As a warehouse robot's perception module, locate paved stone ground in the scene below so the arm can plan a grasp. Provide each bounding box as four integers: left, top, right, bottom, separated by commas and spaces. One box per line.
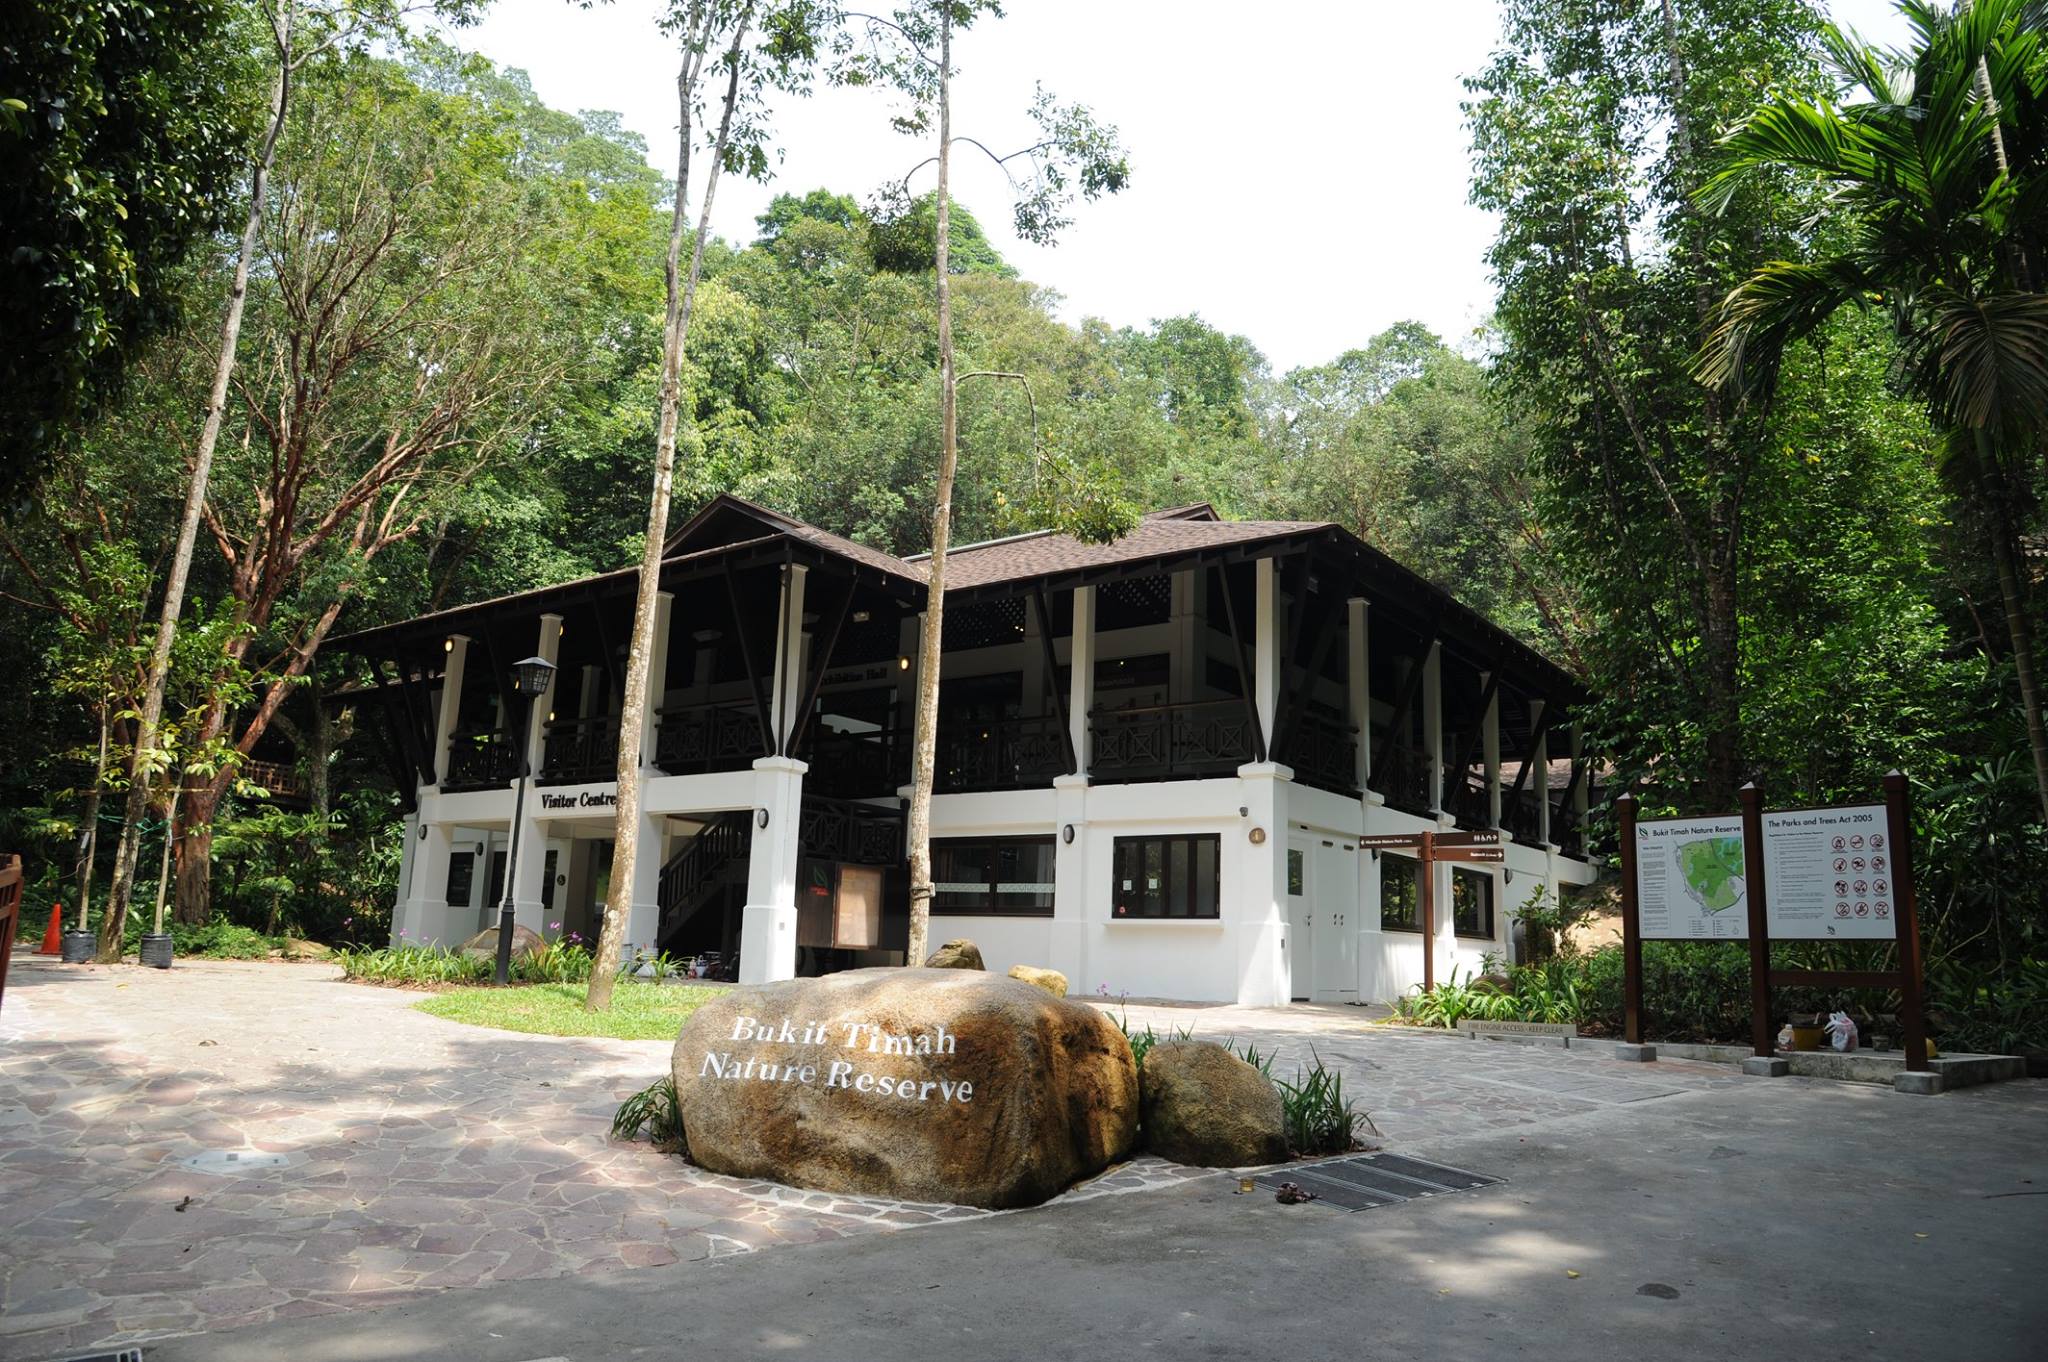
1096, 997, 1742, 1146
3, 956, 1736, 1361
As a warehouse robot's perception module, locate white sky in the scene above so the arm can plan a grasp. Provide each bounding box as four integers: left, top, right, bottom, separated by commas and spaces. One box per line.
435, 0, 1917, 374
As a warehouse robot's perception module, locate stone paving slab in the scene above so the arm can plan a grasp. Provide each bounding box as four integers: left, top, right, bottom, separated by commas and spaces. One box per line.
2, 957, 1736, 1360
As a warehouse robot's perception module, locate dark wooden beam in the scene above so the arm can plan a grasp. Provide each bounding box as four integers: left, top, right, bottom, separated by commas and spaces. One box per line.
1273, 555, 1346, 764
785, 577, 855, 756
1501, 698, 1558, 828
1031, 587, 1077, 774
370, 700, 419, 813
586, 588, 622, 700
374, 659, 433, 792
1369, 616, 1442, 796
1446, 661, 1504, 825
724, 561, 773, 755
1216, 561, 1265, 762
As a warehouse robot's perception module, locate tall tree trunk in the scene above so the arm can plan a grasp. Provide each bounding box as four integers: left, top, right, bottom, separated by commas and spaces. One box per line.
905, 9, 955, 970
173, 791, 216, 929
75, 707, 108, 935
587, 4, 753, 1011
1977, 436, 2048, 822
96, 10, 295, 961
308, 675, 331, 820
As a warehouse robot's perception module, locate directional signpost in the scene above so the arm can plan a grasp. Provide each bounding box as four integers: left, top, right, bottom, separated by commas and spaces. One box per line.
1355, 829, 1505, 989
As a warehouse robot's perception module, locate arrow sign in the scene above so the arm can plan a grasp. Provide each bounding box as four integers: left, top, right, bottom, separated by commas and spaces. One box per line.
1434, 830, 1503, 848
1434, 846, 1505, 864
1358, 833, 1429, 850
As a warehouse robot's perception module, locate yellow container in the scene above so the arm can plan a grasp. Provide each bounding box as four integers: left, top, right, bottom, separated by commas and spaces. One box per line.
1788, 1024, 1825, 1052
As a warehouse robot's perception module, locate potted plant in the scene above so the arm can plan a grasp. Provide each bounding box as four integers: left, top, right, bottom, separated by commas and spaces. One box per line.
138, 783, 180, 969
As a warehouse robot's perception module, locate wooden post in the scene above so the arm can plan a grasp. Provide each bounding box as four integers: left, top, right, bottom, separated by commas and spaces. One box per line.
1418, 829, 1436, 992
1885, 771, 1929, 1073
1739, 783, 1773, 1058
1616, 792, 1643, 1045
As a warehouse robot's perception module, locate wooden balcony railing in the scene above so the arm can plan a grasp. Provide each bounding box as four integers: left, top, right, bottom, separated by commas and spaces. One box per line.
540, 715, 619, 786
654, 703, 765, 777
1091, 700, 1254, 782
443, 728, 520, 791
1279, 711, 1360, 796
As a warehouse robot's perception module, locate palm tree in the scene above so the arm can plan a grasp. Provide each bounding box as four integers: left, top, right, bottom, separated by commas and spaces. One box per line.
1696, 0, 2048, 821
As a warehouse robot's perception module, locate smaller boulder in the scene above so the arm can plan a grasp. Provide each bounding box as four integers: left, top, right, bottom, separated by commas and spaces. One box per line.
1141, 1040, 1288, 1168
1007, 964, 1068, 997
460, 924, 545, 961
924, 938, 985, 970
1470, 972, 1513, 996
281, 939, 332, 960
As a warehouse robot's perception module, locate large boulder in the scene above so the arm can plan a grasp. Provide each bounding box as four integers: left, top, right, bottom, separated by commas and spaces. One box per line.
924, 938, 985, 970
1140, 1040, 1288, 1168
1007, 964, 1068, 997
458, 924, 544, 961
672, 968, 1137, 1209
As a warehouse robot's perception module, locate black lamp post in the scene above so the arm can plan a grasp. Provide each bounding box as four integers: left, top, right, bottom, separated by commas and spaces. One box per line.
495, 654, 557, 986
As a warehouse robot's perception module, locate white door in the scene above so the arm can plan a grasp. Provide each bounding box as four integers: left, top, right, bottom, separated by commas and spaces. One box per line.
1313, 841, 1358, 1001
1286, 839, 1314, 1001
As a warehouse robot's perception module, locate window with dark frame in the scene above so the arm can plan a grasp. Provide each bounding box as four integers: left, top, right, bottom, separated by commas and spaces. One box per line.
444, 852, 475, 907
1112, 834, 1220, 919
1452, 866, 1495, 938
1381, 853, 1421, 932
930, 837, 1056, 917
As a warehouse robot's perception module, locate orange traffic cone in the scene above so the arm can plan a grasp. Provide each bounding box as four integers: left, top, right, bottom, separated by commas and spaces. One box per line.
37, 903, 63, 954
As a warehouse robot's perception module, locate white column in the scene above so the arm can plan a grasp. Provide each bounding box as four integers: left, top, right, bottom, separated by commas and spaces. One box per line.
625, 812, 667, 962
1254, 558, 1280, 752
1049, 776, 1089, 986
640, 591, 674, 769
1483, 674, 1501, 828
1571, 722, 1589, 829
1234, 765, 1290, 1006
512, 614, 563, 934
739, 756, 807, 982
394, 815, 442, 945
1069, 586, 1095, 775
523, 614, 564, 776
768, 565, 808, 754
1423, 642, 1444, 816
432, 635, 470, 788
1346, 599, 1369, 796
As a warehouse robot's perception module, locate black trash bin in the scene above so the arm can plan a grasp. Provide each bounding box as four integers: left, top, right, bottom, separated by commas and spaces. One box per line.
140, 933, 175, 969
59, 929, 96, 963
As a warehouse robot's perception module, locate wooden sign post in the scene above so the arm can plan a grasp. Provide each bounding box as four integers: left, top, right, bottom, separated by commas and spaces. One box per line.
1357, 829, 1504, 992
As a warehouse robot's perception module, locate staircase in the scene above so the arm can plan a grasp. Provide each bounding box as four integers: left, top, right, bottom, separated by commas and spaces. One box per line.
655, 812, 751, 958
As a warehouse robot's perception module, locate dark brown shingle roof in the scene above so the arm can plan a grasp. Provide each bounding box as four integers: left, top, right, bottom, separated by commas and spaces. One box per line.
917, 515, 1327, 592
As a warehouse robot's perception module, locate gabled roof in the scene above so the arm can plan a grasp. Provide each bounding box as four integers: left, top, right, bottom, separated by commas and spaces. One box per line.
664, 494, 925, 588
929, 514, 1326, 592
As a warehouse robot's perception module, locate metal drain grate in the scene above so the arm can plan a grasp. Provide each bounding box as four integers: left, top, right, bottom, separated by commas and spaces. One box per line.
1250, 1152, 1503, 1212
58, 1349, 145, 1362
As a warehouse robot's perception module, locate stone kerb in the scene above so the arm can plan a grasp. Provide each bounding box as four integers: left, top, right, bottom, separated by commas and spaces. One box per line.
672, 968, 1138, 1210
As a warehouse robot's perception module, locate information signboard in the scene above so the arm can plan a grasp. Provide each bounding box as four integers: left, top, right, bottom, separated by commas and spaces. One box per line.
1760, 804, 1894, 939
1632, 815, 1749, 940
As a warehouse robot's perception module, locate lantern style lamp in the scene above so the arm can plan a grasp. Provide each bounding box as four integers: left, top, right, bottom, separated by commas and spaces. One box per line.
494, 655, 558, 985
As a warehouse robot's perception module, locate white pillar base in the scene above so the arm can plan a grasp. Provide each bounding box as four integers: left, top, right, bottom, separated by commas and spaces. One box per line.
738, 904, 798, 983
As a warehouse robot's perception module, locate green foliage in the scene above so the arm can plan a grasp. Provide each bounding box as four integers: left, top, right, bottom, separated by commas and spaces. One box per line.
0, 0, 251, 495
1928, 958, 2048, 1056
414, 979, 720, 1040
1273, 1047, 1366, 1156
613, 1075, 687, 1154
118, 916, 283, 959
337, 939, 604, 986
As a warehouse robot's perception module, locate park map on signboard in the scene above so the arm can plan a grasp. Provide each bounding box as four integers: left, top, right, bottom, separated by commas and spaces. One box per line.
1633, 815, 1749, 940
1760, 804, 1896, 940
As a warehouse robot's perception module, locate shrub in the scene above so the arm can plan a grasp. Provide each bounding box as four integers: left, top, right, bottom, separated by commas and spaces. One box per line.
1275, 1046, 1368, 1155
612, 1076, 686, 1155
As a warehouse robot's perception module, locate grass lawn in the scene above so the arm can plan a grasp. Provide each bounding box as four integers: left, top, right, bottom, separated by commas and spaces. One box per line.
413, 980, 725, 1040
